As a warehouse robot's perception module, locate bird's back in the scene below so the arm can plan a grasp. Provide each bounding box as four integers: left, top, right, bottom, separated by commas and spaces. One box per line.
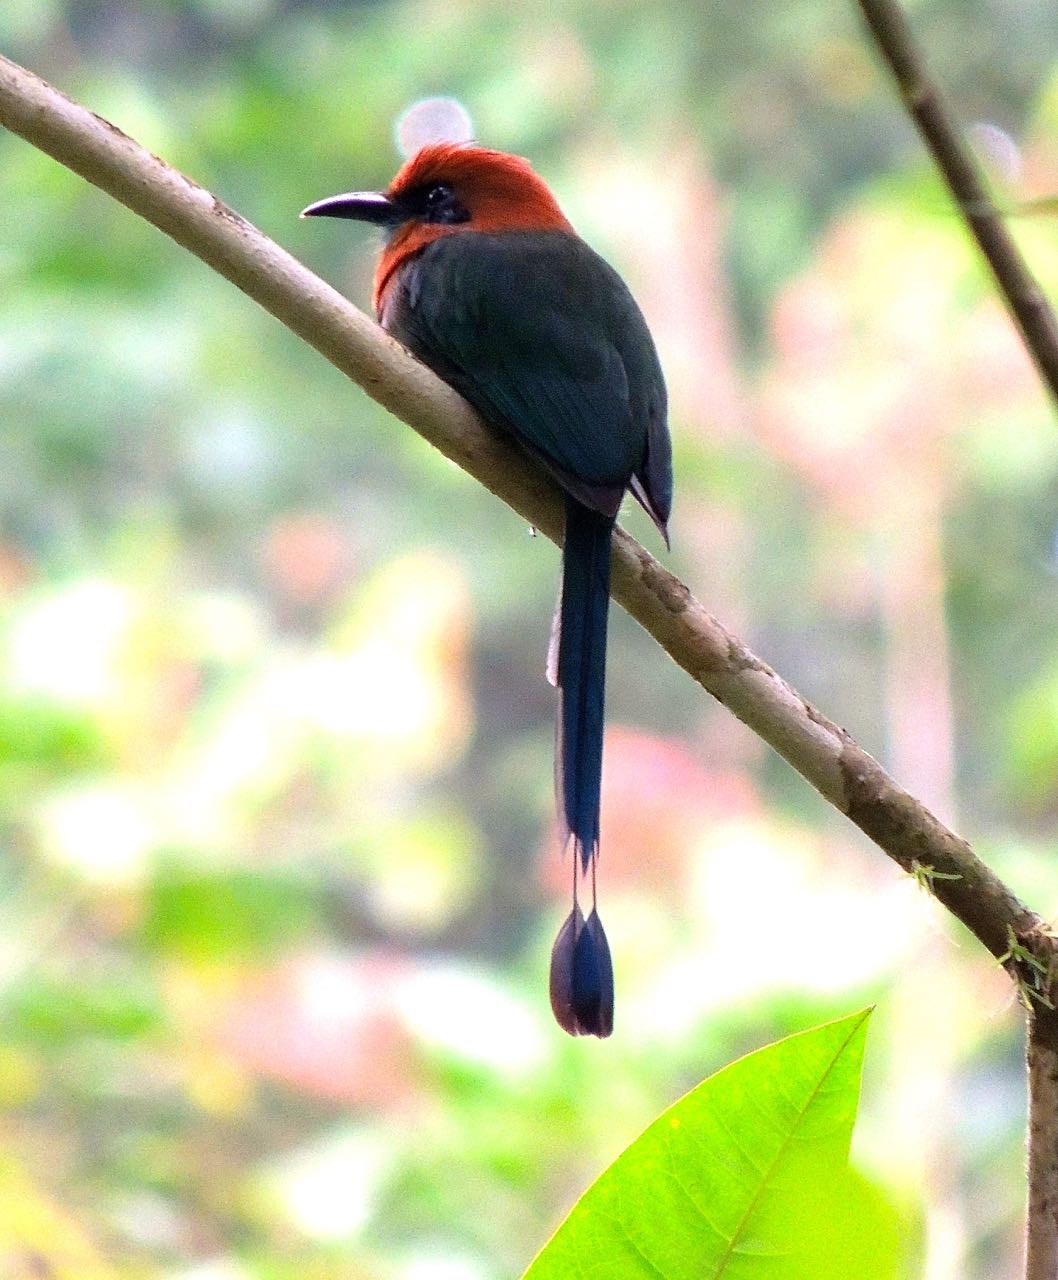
382, 228, 671, 533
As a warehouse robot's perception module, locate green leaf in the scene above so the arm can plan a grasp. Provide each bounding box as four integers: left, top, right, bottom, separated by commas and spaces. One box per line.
525, 1009, 890, 1280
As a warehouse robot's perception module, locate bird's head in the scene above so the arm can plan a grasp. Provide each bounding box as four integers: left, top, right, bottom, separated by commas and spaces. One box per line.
302, 143, 574, 307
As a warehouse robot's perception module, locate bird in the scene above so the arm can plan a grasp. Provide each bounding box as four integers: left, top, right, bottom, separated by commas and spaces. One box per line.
303, 141, 672, 1037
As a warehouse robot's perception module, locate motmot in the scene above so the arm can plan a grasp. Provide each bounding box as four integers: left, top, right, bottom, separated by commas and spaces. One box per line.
303, 142, 672, 1037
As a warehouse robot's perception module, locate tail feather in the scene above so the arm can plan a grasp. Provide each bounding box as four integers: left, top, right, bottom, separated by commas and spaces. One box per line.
555, 496, 614, 871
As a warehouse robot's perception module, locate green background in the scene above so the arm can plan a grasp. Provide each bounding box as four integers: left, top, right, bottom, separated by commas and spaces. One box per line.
3, 0, 1058, 1275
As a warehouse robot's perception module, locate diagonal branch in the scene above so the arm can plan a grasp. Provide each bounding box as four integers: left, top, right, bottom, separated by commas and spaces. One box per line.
0, 53, 1049, 988
856, 0, 1058, 411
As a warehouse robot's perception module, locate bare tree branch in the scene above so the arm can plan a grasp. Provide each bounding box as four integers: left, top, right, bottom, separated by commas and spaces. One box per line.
0, 52, 1050, 989
856, 0, 1058, 410
853, 4, 1058, 1274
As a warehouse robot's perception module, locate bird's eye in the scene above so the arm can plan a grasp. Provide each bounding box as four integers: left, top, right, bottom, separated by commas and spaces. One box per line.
418, 182, 471, 225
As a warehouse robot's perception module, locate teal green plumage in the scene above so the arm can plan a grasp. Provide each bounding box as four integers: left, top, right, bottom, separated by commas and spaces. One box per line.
303, 144, 672, 1038
386, 228, 668, 877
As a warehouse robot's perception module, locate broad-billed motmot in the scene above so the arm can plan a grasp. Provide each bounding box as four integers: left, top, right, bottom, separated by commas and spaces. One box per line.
303, 142, 672, 1037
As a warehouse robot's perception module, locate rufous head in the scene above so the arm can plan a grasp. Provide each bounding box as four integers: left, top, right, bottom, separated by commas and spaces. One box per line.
302, 143, 574, 309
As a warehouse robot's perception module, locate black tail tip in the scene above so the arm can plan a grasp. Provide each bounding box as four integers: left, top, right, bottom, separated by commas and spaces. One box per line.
549, 905, 614, 1038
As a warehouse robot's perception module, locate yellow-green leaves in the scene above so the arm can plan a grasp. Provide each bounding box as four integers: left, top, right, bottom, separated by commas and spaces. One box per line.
526, 1010, 901, 1280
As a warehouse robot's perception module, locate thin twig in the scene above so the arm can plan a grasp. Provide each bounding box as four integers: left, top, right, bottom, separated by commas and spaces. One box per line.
856, 0, 1058, 410
0, 53, 1051, 986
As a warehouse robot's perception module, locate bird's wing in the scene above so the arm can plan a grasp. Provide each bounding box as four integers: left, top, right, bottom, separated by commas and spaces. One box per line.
387, 231, 662, 517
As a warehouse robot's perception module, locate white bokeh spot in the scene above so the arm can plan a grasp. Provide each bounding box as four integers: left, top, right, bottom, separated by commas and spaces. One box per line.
396, 98, 475, 159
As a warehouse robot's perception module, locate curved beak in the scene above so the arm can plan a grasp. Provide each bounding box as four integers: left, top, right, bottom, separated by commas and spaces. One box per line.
299, 191, 403, 226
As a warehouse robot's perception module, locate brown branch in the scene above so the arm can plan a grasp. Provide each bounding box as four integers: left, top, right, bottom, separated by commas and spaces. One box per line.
0, 52, 1051, 985
854, 4, 1058, 1273
1027, 1006, 1058, 1280
855, 0, 1058, 411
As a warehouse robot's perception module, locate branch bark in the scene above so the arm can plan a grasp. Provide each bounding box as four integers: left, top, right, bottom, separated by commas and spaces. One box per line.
1027, 1008, 1058, 1280
856, 0, 1058, 411
853, 4, 1058, 1275
0, 53, 1051, 985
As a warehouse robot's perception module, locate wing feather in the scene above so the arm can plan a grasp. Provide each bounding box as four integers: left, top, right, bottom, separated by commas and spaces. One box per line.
383, 230, 669, 526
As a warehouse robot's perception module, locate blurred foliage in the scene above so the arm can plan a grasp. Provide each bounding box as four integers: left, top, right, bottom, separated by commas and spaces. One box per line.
2, 0, 1058, 1277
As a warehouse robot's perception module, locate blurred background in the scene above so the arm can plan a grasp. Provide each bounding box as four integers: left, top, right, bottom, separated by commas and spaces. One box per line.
3, 0, 1058, 1276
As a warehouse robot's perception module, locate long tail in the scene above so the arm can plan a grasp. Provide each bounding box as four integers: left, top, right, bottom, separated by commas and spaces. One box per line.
556, 496, 613, 871
549, 495, 615, 1038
